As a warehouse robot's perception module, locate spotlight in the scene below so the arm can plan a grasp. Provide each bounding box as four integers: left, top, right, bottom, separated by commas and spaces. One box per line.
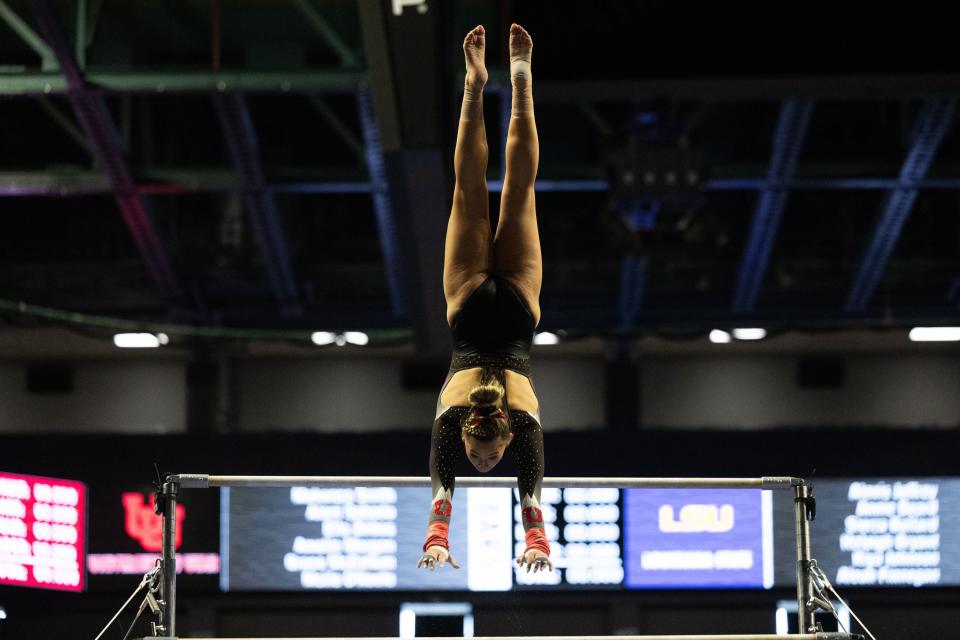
709, 329, 731, 344
533, 332, 559, 345
311, 332, 337, 345
311, 331, 369, 346
113, 333, 164, 348
732, 328, 766, 341
909, 326, 960, 342
343, 331, 369, 346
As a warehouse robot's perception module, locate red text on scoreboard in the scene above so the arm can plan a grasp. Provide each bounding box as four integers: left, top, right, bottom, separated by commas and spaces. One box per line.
0, 471, 87, 592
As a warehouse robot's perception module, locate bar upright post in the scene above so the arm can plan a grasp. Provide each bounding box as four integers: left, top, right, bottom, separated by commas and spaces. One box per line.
157, 475, 179, 638
794, 481, 816, 633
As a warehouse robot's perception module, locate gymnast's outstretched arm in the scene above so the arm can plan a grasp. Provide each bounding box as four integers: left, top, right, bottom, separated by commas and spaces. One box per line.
509, 411, 552, 572
419, 25, 492, 572
497, 24, 551, 571
417, 408, 466, 570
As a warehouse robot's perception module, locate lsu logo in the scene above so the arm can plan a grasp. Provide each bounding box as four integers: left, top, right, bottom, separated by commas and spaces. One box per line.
658, 503, 734, 533
122, 492, 185, 551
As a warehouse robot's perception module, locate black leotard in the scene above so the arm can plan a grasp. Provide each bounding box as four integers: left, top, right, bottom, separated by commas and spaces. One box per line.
430, 275, 544, 501
449, 275, 534, 373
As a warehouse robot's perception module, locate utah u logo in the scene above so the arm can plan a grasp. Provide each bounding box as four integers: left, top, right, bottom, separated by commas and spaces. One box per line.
522, 506, 543, 523
122, 493, 185, 551
432, 499, 452, 518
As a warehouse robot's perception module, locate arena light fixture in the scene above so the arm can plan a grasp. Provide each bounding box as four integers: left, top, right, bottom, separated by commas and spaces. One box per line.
399, 602, 473, 639
343, 331, 369, 346
533, 331, 559, 345
709, 329, 731, 344
909, 326, 960, 342
732, 327, 767, 341
311, 331, 369, 346
113, 333, 168, 348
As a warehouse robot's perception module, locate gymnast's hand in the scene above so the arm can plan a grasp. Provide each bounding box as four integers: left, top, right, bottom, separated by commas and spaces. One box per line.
516, 548, 554, 572
417, 545, 460, 571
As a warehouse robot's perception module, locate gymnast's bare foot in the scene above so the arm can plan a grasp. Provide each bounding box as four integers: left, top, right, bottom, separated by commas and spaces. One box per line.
508, 23, 532, 116
509, 23, 532, 87
463, 25, 488, 91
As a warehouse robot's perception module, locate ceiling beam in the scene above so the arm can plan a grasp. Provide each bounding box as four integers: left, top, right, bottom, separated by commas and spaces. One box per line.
357, 86, 405, 316
28, 0, 182, 302
308, 95, 366, 166
845, 98, 956, 313
731, 98, 814, 313
11, 172, 960, 197
213, 92, 302, 315
35, 96, 91, 155
74, 0, 86, 68
357, 0, 449, 355
292, 0, 360, 69
531, 75, 960, 102
6, 71, 960, 99
0, 69, 363, 95
0, 0, 55, 68
4, 291, 959, 335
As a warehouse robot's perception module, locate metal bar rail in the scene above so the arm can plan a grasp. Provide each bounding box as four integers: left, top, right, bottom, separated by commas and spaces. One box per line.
141, 635, 860, 640
177, 475, 801, 490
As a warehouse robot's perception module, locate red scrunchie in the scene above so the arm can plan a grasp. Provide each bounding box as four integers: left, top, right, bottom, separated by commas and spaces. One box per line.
423, 521, 450, 552
524, 527, 550, 556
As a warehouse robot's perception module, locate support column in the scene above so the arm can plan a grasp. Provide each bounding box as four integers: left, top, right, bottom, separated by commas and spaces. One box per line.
605, 339, 640, 431
186, 343, 230, 434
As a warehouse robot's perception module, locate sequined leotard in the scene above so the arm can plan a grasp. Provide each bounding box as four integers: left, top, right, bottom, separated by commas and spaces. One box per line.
424, 275, 547, 556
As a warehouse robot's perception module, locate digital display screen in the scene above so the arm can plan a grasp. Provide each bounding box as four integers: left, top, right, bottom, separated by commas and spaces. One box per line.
222, 486, 512, 591
514, 488, 623, 588
85, 484, 220, 591
215, 477, 960, 591
222, 485, 622, 592
773, 478, 960, 588
0, 471, 87, 592
623, 488, 771, 589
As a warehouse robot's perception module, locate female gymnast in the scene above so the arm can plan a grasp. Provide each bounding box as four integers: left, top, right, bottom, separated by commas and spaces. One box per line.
418, 24, 552, 574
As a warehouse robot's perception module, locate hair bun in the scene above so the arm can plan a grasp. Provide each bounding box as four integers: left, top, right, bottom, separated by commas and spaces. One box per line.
468, 382, 503, 407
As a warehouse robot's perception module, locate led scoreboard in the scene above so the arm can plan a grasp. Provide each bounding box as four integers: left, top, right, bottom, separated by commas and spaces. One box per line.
624, 488, 771, 589
513, 488, 624, 588
0, 471, 87, 592
222, 485, 624, 591
85, 482, 220, 591
190, 476, 960, 592
772, 478, 960, 588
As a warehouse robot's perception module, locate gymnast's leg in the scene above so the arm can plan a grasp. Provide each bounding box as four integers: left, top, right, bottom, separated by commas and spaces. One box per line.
443, 25, 493, 323
419, 27, 492, 573
493, 23, 542, 324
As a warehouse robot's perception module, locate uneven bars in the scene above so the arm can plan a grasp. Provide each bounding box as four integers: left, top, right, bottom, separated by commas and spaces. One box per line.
140, 634, 860, 640
174, 474, 800, 489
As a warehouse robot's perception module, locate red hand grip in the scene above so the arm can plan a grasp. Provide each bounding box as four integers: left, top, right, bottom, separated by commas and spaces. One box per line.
423, 520, 450, 552
524, 527, 550, 556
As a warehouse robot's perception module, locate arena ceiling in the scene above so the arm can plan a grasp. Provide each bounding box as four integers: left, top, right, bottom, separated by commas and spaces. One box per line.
1, 0, 959, 355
